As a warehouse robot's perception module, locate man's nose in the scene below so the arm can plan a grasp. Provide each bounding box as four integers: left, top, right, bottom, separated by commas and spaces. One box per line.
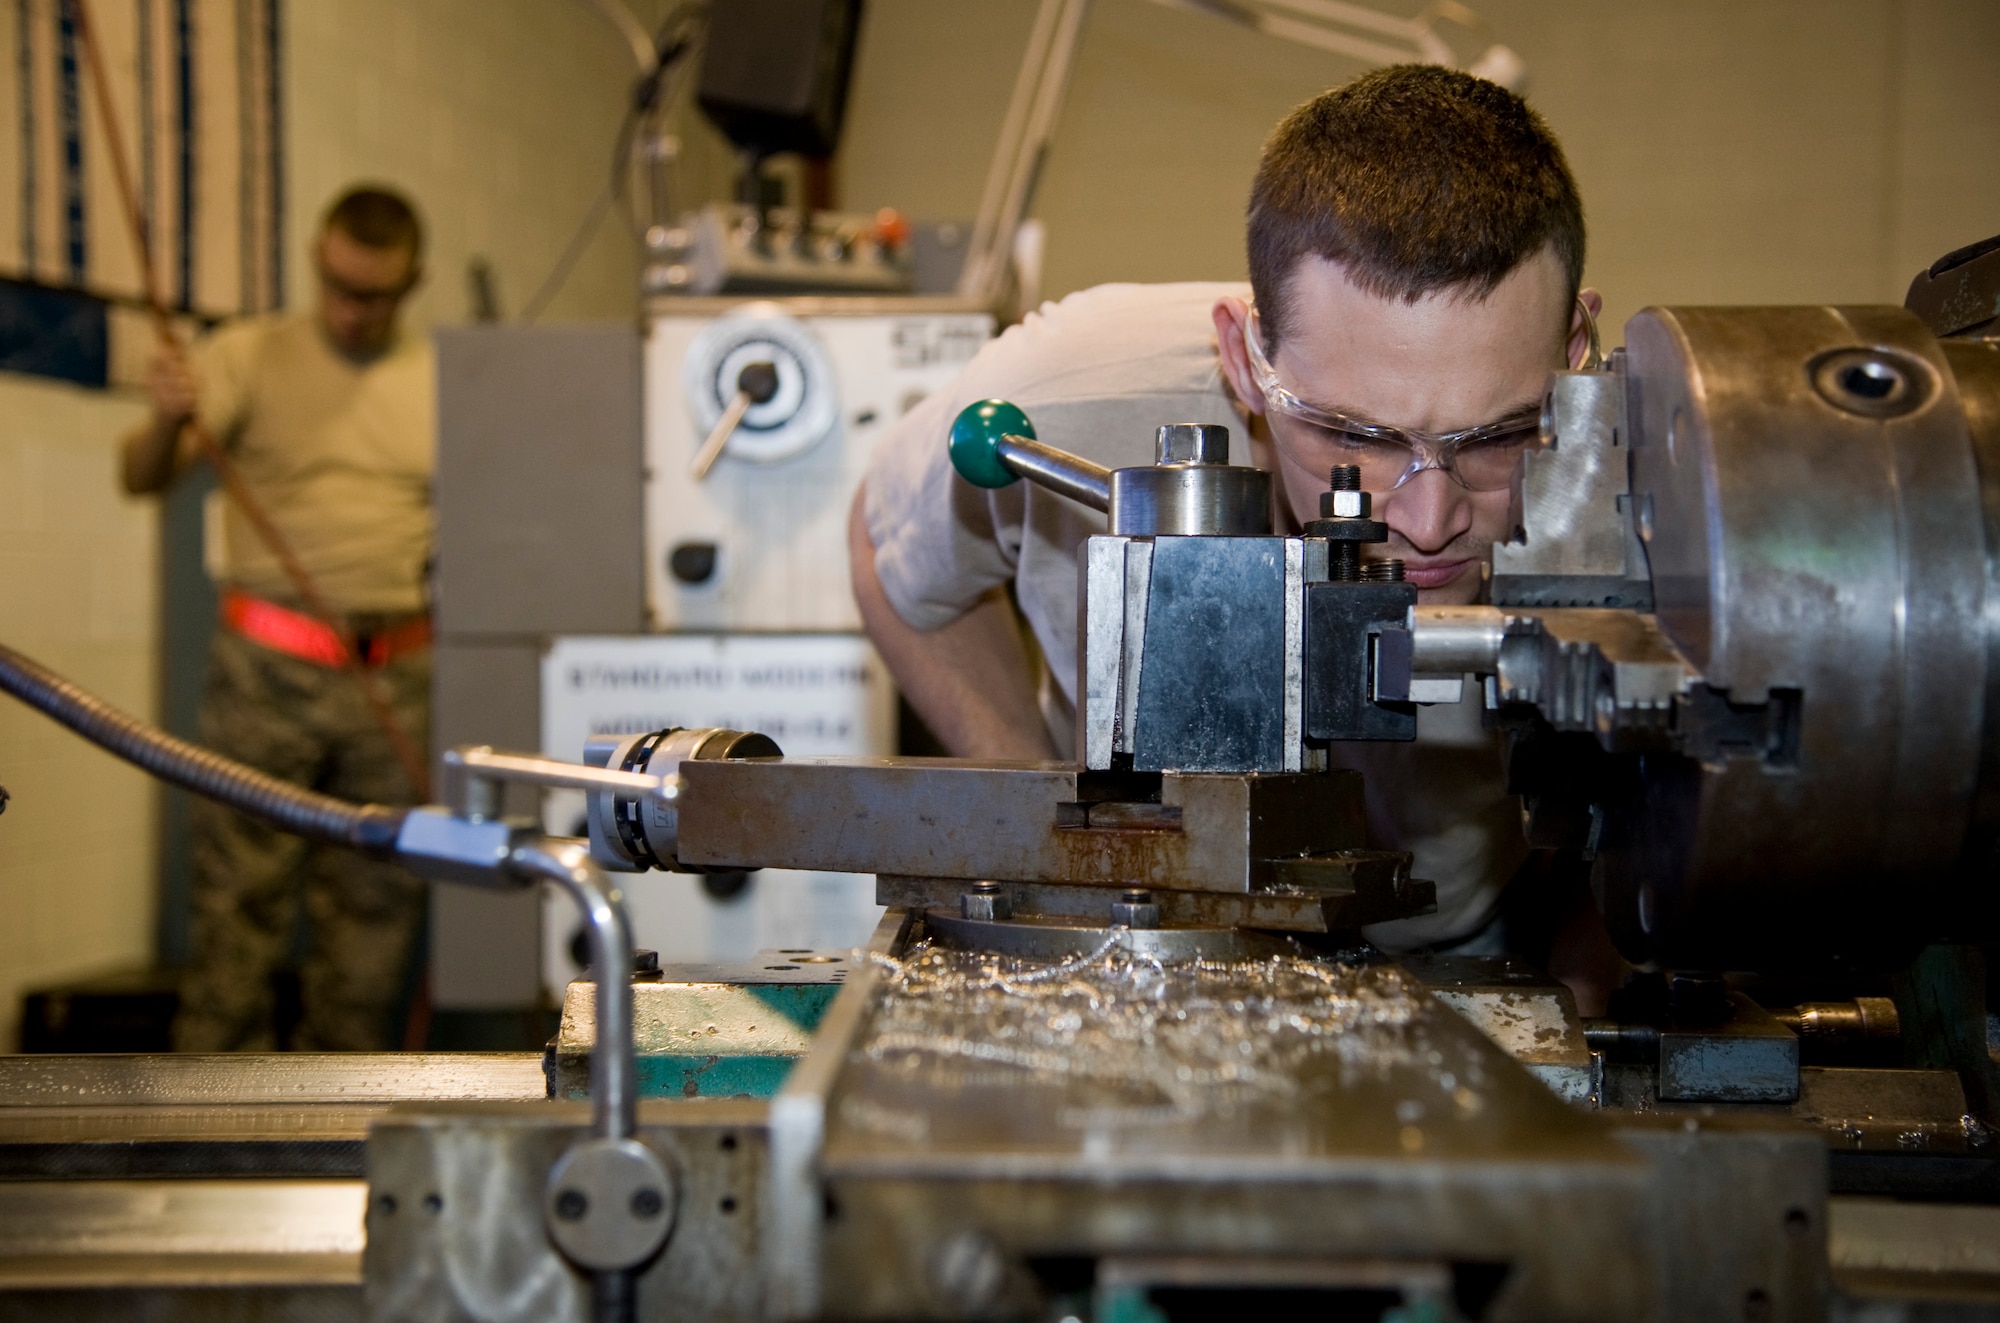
1381, 468, 1472, 553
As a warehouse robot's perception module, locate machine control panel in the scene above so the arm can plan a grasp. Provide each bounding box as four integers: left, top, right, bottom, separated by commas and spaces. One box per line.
644, 304, 992, 632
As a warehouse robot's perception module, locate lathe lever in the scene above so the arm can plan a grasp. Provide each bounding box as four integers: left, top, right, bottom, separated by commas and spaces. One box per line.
689, 358, 780, 479
947, 397, 1111, 509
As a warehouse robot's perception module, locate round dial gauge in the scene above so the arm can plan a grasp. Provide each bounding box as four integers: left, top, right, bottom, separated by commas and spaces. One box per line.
681, 305, 838, 466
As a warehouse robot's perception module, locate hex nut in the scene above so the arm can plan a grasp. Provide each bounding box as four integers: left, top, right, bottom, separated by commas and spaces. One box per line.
1110, 889, 1161, 929
1156, 423, 1230, 466
960, 882, 1012, 922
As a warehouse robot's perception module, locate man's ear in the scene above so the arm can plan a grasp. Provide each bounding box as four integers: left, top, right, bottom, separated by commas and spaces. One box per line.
1568, 287, 1605, 369
1212, 296, 1266, 416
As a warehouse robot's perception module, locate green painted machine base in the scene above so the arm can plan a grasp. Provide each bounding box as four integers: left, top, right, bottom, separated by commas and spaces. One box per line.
546, 951, 848, 1101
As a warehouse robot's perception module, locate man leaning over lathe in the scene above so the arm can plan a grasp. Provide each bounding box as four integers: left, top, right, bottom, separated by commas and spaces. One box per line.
850, 66, 1624, 1011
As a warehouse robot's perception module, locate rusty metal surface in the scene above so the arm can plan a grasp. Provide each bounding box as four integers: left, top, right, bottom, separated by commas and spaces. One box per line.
826, 944, 1626, 1173
1407, 956, 1595, 1104
0, 1104, 381, 1179
0, 1053, 549, 1181
0, 1054, 548, 1107
1830, 1195, 2000, 1299
1600, 1060, 1986, 1153
675, 757, 1367, 892
1659, 994, 1802, 1104
918, 910, 1301, 961
761, 909, 911, 1317
1616, 1120, 1829, 1321
876, 866, 1425, 934
810, 939, 1738, 1321
1905, 235, 2000, 339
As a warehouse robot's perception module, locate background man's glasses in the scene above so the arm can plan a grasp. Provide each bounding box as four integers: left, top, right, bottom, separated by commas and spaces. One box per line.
318, 269, 414, 308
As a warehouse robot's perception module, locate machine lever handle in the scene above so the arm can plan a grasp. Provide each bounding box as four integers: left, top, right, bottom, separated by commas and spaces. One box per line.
950, 399, 1111, 512
691, 360, 780, 480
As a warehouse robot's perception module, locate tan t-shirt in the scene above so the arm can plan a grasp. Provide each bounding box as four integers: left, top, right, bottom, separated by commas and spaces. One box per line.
190, 315, 435, 615
861, 282, 1526, 949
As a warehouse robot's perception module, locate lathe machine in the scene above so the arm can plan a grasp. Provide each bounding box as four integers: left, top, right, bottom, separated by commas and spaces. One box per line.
3, 249, 2000, 1321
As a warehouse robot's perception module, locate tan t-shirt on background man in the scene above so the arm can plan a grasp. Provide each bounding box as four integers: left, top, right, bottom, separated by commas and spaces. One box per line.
190, 315, 435, 616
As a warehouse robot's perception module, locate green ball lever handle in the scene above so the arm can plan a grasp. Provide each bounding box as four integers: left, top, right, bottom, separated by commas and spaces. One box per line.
947, 399, 1110, 511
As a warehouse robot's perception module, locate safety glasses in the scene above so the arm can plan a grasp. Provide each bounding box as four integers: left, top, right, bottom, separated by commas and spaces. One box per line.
1242, 300, 1597, 493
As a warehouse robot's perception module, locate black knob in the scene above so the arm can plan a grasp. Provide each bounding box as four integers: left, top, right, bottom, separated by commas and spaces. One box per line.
701, 870, 752, 902
737, 360, 779, 406
668, 542, 718, 584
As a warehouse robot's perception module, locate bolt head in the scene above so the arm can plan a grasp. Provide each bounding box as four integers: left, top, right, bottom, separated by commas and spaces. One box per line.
960, 884, 1012, 922
1156, 423, 1229, 466
1110, 889, 1161, 929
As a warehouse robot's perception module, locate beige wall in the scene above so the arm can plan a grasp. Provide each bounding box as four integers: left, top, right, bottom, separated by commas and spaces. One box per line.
284, 0, 656, 329
0, 378, 157, 1046
830, 0, 2000, 337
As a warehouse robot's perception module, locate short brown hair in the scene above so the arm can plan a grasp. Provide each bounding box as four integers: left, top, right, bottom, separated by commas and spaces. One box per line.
1247, 66, 1583, 351
322, 185, 424, 260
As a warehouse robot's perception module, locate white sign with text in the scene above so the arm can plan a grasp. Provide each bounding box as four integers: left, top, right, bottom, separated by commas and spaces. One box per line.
538, 633, 894, 996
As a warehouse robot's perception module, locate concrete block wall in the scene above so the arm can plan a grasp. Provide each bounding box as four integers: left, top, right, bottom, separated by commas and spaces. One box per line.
0, 375, 157, 1048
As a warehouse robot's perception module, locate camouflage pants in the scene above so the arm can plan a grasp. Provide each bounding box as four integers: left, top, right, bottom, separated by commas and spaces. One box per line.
175, 627, 431, 1052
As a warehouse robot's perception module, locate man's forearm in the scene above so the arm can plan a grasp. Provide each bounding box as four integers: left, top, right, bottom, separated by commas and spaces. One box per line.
121, 412, 188, 495
849, 487, 1060, 761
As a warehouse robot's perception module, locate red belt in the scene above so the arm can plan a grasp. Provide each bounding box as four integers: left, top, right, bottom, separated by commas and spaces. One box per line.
221, 589, 431, 668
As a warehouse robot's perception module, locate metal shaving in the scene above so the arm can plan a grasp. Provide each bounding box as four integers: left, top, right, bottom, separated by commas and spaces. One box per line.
859, 939, 1468, 1123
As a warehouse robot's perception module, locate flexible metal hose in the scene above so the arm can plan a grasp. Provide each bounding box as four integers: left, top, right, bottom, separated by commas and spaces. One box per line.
0, 642, 407, 856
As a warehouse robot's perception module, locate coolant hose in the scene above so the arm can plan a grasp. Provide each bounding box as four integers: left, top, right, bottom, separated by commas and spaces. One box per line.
0, 641, 407, 855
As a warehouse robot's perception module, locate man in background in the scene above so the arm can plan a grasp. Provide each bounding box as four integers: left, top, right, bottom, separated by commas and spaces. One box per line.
123, 185, 436, 1051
